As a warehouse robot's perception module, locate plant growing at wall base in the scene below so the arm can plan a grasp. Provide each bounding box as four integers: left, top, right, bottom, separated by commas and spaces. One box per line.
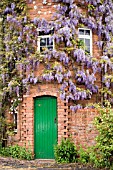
0, 144, 33, 160
54, 138, 78, 163
1, 0, 113, 149
77, 146, 90, 164
89, 102, 113, 168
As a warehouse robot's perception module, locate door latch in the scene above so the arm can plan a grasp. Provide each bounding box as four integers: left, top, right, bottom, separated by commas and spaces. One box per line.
54, 117, 57, 123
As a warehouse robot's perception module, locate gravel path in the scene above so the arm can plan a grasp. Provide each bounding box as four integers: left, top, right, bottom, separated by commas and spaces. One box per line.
0, 156, 109, 170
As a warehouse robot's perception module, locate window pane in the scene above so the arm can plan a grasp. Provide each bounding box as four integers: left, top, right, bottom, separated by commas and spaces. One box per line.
47, 38, 53, 45
15, 113, 17, 130
79, 38, 84, 41
40, 38, 46, 46
85, 39, 90, 46
13, 113, 17, 131
79, 29, 84, 35
48, 46, 53, 51
40, 46, 46, 52
79, 38, 85, 48
85, 30, 90, 35
86, 46, 90, 53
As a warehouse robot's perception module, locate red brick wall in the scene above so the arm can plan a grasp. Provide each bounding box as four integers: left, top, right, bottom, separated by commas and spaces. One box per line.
27, 0, 56, 20
8, 0, 100, 154
12, 83, 98, 152
71, 109, 98, 148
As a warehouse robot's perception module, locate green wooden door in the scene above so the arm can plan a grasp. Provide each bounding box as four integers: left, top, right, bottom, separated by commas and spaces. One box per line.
34, 96, 57, 159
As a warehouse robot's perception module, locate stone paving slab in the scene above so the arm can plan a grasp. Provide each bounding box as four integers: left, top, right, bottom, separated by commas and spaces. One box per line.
0, 156, 108, 170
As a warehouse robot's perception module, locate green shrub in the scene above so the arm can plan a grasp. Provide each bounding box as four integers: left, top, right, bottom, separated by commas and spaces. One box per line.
0, 144, 33, 160
77, 146, 90, 164
9, 145, 20, 158
54, 138, 77, 163
0, 142, 2, 154
89, 102, 113, 168
0, 146, 11, 157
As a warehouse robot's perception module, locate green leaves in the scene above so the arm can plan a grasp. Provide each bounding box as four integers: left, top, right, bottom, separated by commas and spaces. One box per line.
91, 103, 113, 168
77, 146, 90, 164
0, 0, 34, 145
54, 138, 77, 163
0, 144, 33, 160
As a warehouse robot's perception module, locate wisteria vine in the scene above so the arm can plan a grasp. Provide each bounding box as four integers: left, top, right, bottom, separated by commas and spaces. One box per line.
0, 0, 113, 118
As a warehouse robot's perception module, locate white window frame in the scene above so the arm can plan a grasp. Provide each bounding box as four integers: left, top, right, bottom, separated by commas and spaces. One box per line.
37, 29, 54, 53
13, 112, 17, 133
78, 28, 92, 55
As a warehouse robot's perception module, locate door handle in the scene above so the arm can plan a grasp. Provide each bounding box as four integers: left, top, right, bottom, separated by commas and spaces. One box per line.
54, 117, 57, 123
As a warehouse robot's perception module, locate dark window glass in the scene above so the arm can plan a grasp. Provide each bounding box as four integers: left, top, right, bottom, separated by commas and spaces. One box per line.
47, 37, 53, 45
85, 39, 90, 46
40, 38, 46, 46
40, 46, 46, 52
86, 46, 90, 53
14, 113, 17, 131
79, 29, 84, 35
48, 46, 53, 51
85, 30, 90, 35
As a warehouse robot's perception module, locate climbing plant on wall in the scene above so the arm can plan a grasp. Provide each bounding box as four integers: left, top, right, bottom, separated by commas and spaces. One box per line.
0, 0, 38, 144
0, 0, 113, 144
30, 0, 113, 111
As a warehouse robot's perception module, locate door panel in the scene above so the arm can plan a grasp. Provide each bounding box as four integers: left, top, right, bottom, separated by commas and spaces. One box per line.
34, 96, 57, 159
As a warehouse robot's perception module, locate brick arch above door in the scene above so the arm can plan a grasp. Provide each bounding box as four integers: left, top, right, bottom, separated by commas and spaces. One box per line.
33, 91, 58, 98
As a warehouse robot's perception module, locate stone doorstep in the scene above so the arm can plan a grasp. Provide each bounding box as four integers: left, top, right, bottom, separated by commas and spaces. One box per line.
38, 168, 72, 170
37, 159, 55, 162
35, 159, 55, 164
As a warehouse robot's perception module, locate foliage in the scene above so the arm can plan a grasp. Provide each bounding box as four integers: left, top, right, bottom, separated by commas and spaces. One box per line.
88, 102, 113, 168
0, 0, 37, 144
77, 146, 90, 164
0, 142, 2, 153
0, 144, 33, 160
54, 102, 113, 168
54, 138, 78, 163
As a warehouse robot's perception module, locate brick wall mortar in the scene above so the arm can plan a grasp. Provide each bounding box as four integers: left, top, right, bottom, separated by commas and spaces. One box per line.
71, 109, 98, 147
